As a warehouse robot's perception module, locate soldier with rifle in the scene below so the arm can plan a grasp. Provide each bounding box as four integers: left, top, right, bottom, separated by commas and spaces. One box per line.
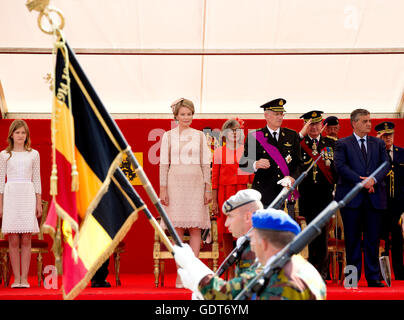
219, 189, 263, 277
172, 189, 262, 299
173, 207, 326, 300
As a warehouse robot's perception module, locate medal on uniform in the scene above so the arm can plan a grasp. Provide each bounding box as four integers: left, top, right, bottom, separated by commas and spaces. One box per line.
312, 142, 318, 156
324, 147, 332, 166
285, 154, 292, 164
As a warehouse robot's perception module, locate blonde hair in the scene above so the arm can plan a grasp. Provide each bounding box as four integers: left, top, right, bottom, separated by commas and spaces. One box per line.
171, 98, 195, 119
6, 119, 32, 158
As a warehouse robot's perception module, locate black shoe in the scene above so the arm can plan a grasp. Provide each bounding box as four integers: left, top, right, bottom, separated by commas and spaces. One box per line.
91, 280, 111, 288
367, 280, 385, 287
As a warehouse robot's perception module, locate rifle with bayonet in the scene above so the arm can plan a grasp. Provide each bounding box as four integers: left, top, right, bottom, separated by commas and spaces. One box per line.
234, 161, 389, 300
214, 153, 323, 277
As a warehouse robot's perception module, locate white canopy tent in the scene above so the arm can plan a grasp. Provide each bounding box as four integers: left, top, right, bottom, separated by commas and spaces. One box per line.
0, 0, 404, 116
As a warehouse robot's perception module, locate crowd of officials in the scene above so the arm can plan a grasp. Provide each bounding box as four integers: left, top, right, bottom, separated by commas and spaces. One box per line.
161, 97, 404, 299
1, 97, 400, 298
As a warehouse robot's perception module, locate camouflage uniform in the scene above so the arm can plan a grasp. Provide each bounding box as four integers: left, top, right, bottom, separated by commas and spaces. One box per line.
235, 243, 256, 276
199, 255, 326, 300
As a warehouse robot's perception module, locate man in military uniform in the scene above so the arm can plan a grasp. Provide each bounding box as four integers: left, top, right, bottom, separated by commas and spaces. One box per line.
376, 121, 404, 279
173, 208, 326, 300
297, 110, 336, 280
323, 116, 340, 140
221, 189, 263, 276
171, 189, 262, 299
239, 98, 303, 207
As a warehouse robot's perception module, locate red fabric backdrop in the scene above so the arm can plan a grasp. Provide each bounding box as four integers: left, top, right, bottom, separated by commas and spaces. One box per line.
0, 117, 402, 275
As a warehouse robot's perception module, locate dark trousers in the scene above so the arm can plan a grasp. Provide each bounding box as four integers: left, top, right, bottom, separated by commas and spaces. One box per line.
299, 193, 330, 279
340, 196, 382, 282
91, 258, 110, 282
382, 200, 404, 279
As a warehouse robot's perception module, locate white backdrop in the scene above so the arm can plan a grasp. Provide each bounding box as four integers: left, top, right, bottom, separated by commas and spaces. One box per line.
0, 0, 403, 114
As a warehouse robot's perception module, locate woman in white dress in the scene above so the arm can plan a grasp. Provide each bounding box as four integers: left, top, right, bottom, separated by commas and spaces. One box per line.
0, 120, 42, 288
160, 98, 212, 287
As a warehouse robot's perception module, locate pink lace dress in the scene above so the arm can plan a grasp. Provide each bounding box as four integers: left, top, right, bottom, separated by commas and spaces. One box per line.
160, 127, 211, 229
0, 150, 41, 234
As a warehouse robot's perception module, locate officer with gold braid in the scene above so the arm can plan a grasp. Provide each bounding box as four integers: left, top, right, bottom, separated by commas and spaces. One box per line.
239, 98, 303, 208
376, 121, 404, 279
297, 110, 337, 280
172, 207, 326, 300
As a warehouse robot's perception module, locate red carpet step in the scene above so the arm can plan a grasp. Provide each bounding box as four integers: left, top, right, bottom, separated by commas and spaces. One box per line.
1, 274, 403, 300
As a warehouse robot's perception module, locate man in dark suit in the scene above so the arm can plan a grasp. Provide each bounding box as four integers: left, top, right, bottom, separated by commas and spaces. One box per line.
334, 109, 389, 287
239, 98, 303, 208
298, 110, 337, 280
375, 121, 404, 279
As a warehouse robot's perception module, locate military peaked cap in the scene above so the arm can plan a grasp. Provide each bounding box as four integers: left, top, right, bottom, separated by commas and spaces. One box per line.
323, 116, 339, 126
300, 110, 324, 123
375, 121, 395, 135
260, 98, 286, 112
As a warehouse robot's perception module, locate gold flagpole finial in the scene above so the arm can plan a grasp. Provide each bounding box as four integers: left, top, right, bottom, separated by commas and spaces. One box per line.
26, 0, 50, 12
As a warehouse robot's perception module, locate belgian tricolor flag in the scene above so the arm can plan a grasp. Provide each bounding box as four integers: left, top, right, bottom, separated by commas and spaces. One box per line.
44, 38, 145, 300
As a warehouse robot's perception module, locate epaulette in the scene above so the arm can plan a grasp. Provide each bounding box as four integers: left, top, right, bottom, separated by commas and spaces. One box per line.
325, 135, 338, 141
281, 127, 298, 135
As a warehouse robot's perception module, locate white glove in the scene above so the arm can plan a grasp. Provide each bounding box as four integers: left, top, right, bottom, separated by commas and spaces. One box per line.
173, 243, 197, 269
173, 244, 214, 293
277, 176, 292, 188
191, 292, 204, 300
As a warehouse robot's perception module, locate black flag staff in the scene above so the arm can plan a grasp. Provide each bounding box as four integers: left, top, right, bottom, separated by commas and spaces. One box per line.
26, 0, 183, 251
234, 161, 389, 300
215, 154, 323, 277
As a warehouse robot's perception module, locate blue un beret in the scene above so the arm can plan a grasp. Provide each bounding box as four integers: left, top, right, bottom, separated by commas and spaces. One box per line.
252, 208, 301, 235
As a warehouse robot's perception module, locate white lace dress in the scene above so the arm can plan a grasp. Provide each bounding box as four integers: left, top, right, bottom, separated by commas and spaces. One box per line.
0, 150, 41, 234
160, 127, 211, 229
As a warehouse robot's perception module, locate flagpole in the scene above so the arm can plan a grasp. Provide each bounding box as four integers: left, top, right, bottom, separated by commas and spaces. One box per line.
125, 151, 183, 247
112, 168, 176, 253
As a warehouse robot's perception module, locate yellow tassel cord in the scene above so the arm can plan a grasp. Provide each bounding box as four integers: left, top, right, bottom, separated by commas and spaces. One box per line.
50, 163, 58, 196
387, 169, 395, 198
71, 160, 79, 192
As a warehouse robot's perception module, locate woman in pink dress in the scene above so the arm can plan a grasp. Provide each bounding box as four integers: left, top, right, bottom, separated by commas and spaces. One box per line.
211, 118, 254, 276
0, 120, 42, 288
160, 98, 212, 287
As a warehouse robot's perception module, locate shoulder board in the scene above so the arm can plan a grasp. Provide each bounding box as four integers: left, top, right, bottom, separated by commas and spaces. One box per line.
281, 127, 298, 135
325, 135, 338, 141
394, 145, 404, 153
